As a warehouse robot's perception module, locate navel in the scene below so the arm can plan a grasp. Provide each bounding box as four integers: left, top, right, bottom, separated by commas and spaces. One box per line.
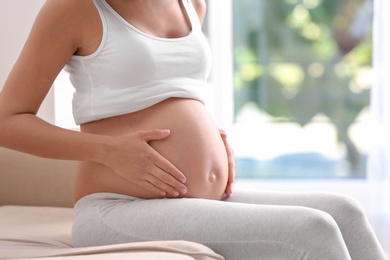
208, 172, 217, 182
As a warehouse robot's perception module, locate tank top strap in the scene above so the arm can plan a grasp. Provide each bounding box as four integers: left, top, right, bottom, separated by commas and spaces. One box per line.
92, 0, 106, 16
182, 0, 203, 32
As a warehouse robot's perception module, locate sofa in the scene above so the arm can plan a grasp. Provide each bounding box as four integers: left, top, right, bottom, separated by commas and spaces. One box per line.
0, 147, 224, 260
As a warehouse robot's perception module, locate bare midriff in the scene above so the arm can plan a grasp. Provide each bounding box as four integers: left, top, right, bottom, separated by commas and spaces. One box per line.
73, 98, 229, 203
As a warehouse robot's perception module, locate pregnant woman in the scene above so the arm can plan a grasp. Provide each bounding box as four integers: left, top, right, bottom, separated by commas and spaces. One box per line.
0, 0, 387, 259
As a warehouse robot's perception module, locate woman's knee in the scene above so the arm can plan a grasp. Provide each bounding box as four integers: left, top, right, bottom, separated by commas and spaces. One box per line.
302, 208, 342, 236
322, 193, 366, 221
298, 208, 350, 259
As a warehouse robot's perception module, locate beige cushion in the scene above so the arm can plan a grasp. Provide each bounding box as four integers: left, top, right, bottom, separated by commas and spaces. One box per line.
0, 148, 76, 208
0, 206, 224, 260
33, 252, 198, 259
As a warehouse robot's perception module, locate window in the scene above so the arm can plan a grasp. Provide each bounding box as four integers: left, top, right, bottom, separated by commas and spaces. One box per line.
230, 0, 373, 179
53, 0, 374, 180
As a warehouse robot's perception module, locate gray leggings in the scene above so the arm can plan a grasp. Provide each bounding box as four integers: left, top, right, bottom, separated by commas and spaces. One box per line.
72, 189, 387, 260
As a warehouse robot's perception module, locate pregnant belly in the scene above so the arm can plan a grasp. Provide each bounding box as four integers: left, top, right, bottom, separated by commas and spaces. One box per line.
74, 98, 229, 203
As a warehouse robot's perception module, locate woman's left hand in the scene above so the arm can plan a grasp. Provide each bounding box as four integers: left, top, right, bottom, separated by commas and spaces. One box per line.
219, 129, 236, 198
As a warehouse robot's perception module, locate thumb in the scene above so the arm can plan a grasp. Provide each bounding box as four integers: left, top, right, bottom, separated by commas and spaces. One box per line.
219, 129, 227, 139
141, 129, 171, 142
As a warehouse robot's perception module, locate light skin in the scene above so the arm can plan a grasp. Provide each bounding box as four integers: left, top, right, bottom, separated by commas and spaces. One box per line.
220, 129, 235, 197
0, 0, 235, 199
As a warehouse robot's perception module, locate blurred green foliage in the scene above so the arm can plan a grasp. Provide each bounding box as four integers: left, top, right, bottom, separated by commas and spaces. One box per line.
233, 0, 373, 176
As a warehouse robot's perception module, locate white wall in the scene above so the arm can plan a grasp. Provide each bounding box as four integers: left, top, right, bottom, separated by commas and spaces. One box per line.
0, 0, 45, 88
0, 0, 54, 123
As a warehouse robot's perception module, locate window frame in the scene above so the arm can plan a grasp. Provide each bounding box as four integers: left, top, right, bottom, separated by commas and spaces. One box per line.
205, 0, 234, 130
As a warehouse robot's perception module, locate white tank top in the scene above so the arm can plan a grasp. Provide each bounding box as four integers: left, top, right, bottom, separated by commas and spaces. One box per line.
64, 0, 212, 125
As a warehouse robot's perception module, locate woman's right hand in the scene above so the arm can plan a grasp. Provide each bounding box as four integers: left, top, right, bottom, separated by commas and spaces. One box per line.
103, 129, 188, 197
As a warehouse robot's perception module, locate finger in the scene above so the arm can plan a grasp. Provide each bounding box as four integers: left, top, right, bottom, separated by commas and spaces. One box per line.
140, 131, 187, 183
140, 129, 171, 142
225, 183, 233, 198
143, 172, 183, 197
139, 152, 187, 196
219, 129, 227, 138
221, 134, 236, 183
152, 163, 188, 194
228, 160, 236, 184
139, 180, 167, 197
221, 134, 234, 160
151, 150, 187, 184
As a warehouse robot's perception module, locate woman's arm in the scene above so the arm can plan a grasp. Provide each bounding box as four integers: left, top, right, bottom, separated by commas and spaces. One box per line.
0, 0, 93, 159
0, 0, 187, 197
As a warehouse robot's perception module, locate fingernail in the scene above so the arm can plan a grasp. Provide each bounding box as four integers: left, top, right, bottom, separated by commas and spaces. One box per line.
172, 191, 179, 197
161, 129, 170, 135
180, 186, 187, 194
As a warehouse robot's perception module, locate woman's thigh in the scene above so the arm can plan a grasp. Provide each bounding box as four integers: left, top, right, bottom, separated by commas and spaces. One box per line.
226, 188, 387, 260
73, 193, 350, 260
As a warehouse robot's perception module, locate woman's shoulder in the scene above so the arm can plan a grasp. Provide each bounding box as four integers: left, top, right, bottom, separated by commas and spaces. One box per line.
38, 0, 99, 34
42, 0, 96, 21
35, 0, 100, 55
